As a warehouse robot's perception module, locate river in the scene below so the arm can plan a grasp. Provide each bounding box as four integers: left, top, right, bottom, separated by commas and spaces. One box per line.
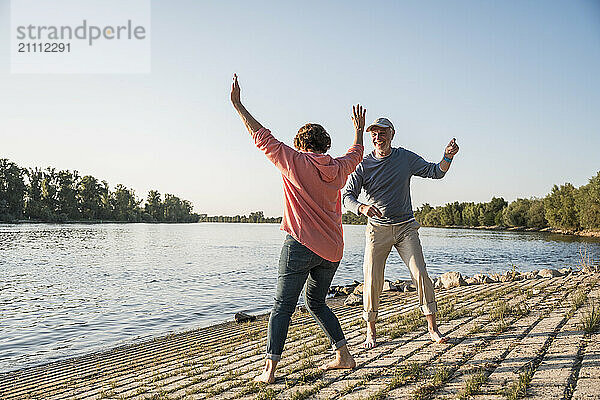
1, 222, 598, 372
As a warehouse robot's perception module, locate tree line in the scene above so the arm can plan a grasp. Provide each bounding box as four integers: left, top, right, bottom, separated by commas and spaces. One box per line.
200, 211, 282, 223
201, 211, 365, 225
0, 158, 200, 223
414, 171, 600, 231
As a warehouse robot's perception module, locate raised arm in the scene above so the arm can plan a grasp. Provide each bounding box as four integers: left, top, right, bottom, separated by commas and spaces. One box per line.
230, 74, 264, 134
439, 138, 459, 172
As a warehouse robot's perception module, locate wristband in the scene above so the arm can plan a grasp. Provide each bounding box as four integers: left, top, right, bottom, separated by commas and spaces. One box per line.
443, 156, 453, 163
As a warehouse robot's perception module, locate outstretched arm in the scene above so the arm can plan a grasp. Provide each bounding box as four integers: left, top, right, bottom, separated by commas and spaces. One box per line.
230, 74, 264, 134
439, 138, 459, 172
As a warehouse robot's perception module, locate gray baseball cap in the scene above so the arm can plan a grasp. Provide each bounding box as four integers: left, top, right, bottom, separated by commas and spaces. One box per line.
366, 117, 395, 132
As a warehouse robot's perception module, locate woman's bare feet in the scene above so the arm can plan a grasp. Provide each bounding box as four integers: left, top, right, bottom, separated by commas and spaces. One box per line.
254, 359, 277, 384
320, 345, 356, 371
363, 321, 377, 349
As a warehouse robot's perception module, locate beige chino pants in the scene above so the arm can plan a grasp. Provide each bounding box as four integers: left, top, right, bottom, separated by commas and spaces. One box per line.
362, 219, 437, 322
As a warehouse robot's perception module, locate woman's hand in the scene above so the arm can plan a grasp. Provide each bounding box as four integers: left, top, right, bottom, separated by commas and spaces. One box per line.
230, 73, 241, 106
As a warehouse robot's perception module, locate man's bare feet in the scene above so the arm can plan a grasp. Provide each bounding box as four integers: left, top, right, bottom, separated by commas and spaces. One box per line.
320, 345, 356, 371
364, 321, 377, 349
426, 314, 448, 344
429, 328, 448, 344
254, 360, 277, 384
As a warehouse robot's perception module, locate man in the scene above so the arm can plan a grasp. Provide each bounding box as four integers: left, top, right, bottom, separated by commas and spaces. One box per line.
342, 117, 459, 348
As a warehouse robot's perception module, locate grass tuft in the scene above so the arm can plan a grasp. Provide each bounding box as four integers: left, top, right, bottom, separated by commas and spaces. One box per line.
505, 368, 532, 400
432, 366, 451, 386
437, 300, 472, 321
389, 362, 425, 389
581, 301, 600, 334
457, 371, 487, 399
468, 323, 483, 334
255, 387, 277, 400
570, 290, 588, 314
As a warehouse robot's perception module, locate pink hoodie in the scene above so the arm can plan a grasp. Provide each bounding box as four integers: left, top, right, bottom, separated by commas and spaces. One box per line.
253, 128, 364, 262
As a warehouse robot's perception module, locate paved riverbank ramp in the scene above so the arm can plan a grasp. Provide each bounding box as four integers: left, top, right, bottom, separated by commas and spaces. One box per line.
1, 272, 599, 399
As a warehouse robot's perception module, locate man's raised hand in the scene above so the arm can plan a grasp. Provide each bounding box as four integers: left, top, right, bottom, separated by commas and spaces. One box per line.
230, 73, 241, 106
352, 104, 366, 133
445, 138, 459, 158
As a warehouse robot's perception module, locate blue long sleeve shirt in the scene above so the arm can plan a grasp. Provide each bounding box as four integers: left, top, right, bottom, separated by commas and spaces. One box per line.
342, 147, 446, 225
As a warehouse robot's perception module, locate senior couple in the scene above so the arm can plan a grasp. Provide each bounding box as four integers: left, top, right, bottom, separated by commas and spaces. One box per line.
230, 74, 459, 383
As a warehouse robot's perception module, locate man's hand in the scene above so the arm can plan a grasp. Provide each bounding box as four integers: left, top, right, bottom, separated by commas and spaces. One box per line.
359, 204, 383, 218
444, 138, 459, 158
352, 104, 366, 133
230, 73, 241, 106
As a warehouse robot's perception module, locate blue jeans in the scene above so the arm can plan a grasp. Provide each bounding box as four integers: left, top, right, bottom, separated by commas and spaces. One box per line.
266, 235, 348, 361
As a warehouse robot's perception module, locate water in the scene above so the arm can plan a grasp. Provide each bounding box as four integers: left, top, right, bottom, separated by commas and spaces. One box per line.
1, 223, 598, 373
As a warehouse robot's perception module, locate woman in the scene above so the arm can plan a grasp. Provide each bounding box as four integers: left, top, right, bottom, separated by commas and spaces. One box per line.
230, 74, 365, 383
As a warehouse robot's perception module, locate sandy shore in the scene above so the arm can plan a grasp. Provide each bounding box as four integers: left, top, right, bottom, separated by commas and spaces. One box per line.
1, 271, 599, 400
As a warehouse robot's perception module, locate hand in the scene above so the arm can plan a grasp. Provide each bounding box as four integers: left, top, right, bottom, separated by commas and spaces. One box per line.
444, 138, 459, 158
352, 104, 366, 133
359, 204, 383, 218
230, 73, 241, 106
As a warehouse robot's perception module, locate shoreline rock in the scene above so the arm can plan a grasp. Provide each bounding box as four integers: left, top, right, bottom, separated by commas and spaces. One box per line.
234, 312, 256, 323
422, 224, 600, 239
327, 263, 599, 306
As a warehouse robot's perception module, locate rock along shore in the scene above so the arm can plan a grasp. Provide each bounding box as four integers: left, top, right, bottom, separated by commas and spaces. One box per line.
421, 224, 600, 239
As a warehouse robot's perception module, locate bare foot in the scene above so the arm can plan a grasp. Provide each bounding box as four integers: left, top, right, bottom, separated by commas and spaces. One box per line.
254, 360, 276, 384
320, 357, 356, 371
320, 345, 356, 371
364, 321, 377, 349
429, 329, 448, 344
254, 369, 275, 384
364, 332, 377, 349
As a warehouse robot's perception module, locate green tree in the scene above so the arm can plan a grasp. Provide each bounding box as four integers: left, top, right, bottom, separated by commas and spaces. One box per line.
503, 198, 530, 227
163, 194, 190, 222
57, 170, 80, 220
414, 203, 433, 224
77, 175, 102, 220
423, 208, 442, 226
40, 167, 60, 221
145, 190, 163, 222
525, 198, 547, 228
0, 159, 26, 221
479, 197, 507, 226
544, 183, 579, 229
575, 171, 600, 229
342, 210, 368, 225
462, 202, 479, 226
24, 167, 44, 219
111, 184, 141, 221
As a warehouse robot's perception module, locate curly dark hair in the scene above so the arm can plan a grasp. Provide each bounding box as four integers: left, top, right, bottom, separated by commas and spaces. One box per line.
294, 123, 331, 154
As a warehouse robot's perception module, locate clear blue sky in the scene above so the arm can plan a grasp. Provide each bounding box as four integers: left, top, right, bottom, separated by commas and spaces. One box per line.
1, 0, 599, 216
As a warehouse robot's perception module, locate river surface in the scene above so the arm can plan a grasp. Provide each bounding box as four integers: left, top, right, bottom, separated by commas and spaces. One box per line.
1, 223, 599, 373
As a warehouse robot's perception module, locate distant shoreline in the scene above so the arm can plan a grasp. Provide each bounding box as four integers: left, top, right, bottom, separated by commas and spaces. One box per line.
420, 224, 600, 239
2, 219, 199, 225
3, 219, 600, 239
